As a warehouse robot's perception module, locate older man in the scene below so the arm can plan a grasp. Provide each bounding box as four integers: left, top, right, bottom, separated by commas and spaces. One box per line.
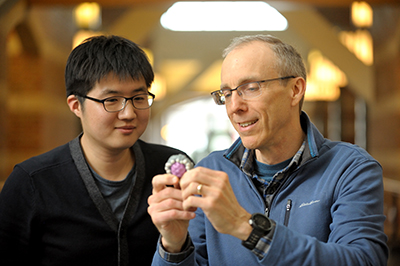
148, 34, 388, 266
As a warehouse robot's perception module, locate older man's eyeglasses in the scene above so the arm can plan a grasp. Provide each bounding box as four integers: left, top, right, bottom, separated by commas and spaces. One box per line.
77, 92, 155, 112
211, 76, 295, 105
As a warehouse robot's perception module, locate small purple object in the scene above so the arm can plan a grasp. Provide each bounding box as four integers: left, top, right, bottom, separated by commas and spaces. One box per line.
170, 162, 187, 178
165, 154, 194, 178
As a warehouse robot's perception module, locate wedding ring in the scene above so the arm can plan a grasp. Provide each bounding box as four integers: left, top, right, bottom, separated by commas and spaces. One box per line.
197, 184, 203, 195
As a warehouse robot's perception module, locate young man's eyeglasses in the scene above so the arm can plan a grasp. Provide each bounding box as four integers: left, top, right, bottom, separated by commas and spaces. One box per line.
211, 76, 295, 105
77, 92, 155, 112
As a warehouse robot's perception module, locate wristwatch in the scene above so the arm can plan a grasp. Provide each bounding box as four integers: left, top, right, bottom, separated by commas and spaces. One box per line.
242, 213, 272, 250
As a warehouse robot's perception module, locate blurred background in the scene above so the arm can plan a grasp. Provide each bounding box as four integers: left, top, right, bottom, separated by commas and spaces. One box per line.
0, 0, 399, 263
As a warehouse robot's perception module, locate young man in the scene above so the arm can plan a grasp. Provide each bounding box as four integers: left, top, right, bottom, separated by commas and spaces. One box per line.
0, 35, 191, 266
148, 35, 388, 265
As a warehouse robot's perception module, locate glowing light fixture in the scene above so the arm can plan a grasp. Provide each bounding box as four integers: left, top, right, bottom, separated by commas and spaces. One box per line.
161, 124, 170, 141
72, 30, 103, 48
341, 2, 374, 66
160, 1, 288, 31
351, 1, 373, 28
141, 48, 167, 101
306, 50, 347, 101
151, 74, 167, 101
74, 2, 101, 30
72, 3, 102, 49
339, 30, 373, 66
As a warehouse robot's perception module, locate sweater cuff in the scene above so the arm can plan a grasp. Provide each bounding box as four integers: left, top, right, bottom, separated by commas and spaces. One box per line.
158, 235, 194, 263
251, 219, 276, 259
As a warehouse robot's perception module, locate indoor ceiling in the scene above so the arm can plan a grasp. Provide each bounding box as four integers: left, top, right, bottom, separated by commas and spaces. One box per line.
26, 0, 400, 7
9, 0, 400, 115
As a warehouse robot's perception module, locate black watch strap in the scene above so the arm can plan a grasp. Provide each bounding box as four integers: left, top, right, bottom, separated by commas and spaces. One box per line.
242, 228, 265, 250
241, 213, 271, 250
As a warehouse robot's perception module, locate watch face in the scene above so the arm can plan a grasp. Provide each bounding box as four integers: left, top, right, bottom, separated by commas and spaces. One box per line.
253, 214, 271, 231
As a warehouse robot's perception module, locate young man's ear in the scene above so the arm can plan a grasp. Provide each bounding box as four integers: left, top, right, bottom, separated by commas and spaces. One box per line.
67, 95, 82, 118
290, 77, 306, 107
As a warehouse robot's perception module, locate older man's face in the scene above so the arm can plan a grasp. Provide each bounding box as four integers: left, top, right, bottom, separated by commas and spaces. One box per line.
221, 41, 297, 155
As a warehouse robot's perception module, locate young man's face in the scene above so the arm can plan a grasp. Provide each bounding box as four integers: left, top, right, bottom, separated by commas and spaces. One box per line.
70, 73, 150, 153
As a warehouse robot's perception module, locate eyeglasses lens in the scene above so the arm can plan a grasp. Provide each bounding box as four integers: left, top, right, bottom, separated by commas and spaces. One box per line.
103, 95, 154, 112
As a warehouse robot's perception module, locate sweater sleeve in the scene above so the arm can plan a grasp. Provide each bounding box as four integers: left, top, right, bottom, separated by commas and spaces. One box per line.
0, 165, 37, 264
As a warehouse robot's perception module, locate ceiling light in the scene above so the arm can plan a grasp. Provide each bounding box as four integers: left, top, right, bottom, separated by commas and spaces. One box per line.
151, 74, 167, 101
160, 1, 288, 31
74, 2, 101, 30
351, 1, 373, 28
339, 30, 373, 66
72, 30, 103, 48
306, 50, 347, 101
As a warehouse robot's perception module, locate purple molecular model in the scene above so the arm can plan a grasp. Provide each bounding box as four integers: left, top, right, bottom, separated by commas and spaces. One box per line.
165, 154, 194, 178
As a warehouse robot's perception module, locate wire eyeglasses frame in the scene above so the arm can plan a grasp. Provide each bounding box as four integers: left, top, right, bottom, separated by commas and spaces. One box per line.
76, 92, 155, 112
211, 76, 295, 105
